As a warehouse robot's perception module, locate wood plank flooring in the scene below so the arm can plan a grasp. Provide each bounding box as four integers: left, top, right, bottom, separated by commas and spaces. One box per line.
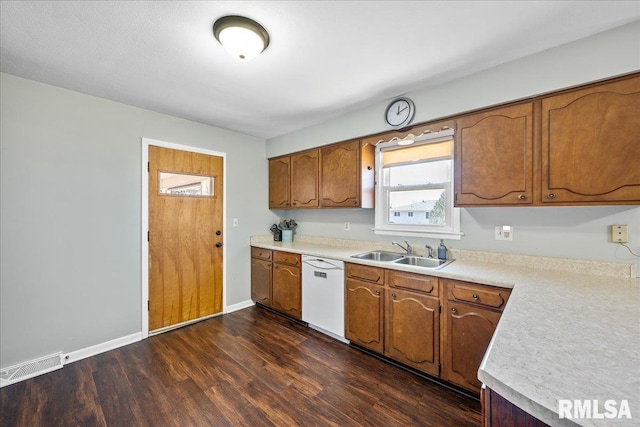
0, 306, 481, 426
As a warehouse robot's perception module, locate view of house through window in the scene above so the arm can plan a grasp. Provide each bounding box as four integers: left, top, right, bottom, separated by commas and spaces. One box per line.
159, 172, 215, 196
374, 129, 460, 237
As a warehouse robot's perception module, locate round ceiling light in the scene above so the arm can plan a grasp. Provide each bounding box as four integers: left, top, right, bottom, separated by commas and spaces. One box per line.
213, 15, 270, 60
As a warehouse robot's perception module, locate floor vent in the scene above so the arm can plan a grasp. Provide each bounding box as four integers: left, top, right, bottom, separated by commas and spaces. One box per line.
0, 352, 63, 388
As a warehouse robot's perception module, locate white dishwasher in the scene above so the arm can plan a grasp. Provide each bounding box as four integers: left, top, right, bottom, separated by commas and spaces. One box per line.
301, 255, 347, 343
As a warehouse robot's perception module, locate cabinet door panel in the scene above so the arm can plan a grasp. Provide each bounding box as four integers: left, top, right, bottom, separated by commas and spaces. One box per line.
269, 156, 290, 209
272, 264, 301, 319
542, 75, 640, 203
251, 258, 271, 306
291, 150, 319, 208
320, 140, 360, 207
443, 302, 502, 393
456, 103, 533, 205
345, 279, 384, 353
386, 289, 439, 376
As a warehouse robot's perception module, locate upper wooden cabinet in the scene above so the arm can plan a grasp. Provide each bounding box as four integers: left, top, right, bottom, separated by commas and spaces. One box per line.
455, 103, 534, 205
268, 139, 374, 209
268, 156, 290, 209
291, 150, 319, 208
541, 75, 640, 203
320, 139, 375, 208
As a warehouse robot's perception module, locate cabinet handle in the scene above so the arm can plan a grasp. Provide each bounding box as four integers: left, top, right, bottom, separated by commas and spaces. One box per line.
375, 290, 381, 295
367, 166, 372, 170
451, 307, 457, 314
518, 194, 527, 200
472, 294, 479, 300
391, 293, 396, 299
215, 242, 223, 248
547, 193, 556, 199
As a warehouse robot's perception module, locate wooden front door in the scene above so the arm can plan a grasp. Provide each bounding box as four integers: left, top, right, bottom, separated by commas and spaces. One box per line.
148, 146, 224, 332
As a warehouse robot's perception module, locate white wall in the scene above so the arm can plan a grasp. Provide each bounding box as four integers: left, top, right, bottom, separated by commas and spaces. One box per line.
268, 21, 640, 275
0, 73, 277, 368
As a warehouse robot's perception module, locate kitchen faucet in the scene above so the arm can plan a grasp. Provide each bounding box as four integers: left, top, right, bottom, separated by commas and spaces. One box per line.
425, 245, 434, 258
392, 241, 413, 255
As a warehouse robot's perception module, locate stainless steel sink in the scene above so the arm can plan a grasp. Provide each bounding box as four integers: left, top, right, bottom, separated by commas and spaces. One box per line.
393, 256, 453, 269
350, 251, 454, 269
351, 250, 405, 262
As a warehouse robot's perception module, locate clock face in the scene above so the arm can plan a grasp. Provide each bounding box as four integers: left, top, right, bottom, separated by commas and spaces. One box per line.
385, 98, 415, 129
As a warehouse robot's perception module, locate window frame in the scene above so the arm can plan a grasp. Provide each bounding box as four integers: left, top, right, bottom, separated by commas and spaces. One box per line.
373, 128, 462, 240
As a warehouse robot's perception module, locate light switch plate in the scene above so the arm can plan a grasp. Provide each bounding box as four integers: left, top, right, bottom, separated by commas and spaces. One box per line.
611, 225, 628, 243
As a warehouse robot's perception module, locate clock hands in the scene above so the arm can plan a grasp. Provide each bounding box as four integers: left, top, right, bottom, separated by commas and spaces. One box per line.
396, 104, 408, 115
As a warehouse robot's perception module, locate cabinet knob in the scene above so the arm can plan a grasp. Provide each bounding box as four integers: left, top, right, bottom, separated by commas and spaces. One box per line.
215, 242, 223, 248
375, 290, 381, 295
518, 194, 527, 200
451, 307, 457, 314
547, 193, 556, 199
367, 166, 373, 170
472, 294, 479, 300
391, 293, 396, 299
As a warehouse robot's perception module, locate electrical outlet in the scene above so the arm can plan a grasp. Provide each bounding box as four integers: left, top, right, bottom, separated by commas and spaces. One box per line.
344, 222, 350, 231
494, 225, 513, 241
611, 225, 628, 243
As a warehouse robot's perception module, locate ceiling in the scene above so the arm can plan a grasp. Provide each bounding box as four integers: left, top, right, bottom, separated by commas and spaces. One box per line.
1, 1, 638, 139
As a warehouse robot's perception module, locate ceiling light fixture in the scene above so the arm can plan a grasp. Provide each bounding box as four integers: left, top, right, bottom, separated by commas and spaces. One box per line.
213, 15, 270, 60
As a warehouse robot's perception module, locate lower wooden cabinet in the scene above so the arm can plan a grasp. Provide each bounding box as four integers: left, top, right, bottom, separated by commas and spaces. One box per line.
254, 253, 512, 395
442, 279, 511, 393
345, 278, 384, 353
483, 387, 550, 427
272, 262, 302, 319
250, 257, 271, 306
345, 263, 511, 394
386, 288, 440, 376
345, 264, 440, 376
250, 247, 301, 319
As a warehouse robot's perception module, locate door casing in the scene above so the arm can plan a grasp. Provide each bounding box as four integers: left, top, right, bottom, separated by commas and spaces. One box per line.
141, 137, 227, 339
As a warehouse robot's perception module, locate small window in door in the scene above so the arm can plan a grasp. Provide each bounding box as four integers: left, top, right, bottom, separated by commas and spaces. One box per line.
159, 172, 215, 196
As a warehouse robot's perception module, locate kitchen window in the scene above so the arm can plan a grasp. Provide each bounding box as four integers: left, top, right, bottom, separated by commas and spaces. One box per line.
374, 128, 461, 239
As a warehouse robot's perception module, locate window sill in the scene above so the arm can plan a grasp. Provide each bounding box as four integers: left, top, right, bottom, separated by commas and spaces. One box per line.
372, 228, 464, 240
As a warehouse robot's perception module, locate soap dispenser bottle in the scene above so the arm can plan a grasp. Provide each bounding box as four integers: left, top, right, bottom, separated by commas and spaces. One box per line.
437, 239, 448, 260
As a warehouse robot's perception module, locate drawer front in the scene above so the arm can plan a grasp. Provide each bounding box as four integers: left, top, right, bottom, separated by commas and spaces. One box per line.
446, 280, 510, 310
346, 263, 385, 285
273, 251, 301, 267
251, 247, 272, 261
387, 270, 438, 296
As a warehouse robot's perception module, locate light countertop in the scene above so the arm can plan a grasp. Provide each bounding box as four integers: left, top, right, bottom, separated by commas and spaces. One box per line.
251, 235, 640, 427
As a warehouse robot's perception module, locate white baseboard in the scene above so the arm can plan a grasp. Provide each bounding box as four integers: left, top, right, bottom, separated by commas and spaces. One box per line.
225, 299, 254, 313
63, 332, 142, 365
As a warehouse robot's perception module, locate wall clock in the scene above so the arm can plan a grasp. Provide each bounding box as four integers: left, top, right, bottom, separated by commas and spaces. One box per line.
384, 97, 415, 129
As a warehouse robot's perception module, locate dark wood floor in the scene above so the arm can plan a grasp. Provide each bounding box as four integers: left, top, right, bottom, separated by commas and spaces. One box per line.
0, 306, 481, 426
